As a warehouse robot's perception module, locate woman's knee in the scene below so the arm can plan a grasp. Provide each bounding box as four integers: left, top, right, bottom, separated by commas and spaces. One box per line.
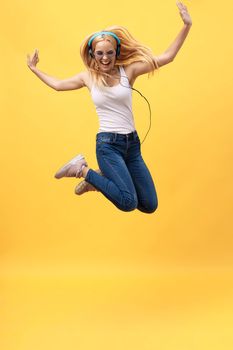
138, 198, 158, 214
119, 194, 138, 212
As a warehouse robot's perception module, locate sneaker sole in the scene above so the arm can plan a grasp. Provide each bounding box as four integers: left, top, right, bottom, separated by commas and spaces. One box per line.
74, 181, 94, 195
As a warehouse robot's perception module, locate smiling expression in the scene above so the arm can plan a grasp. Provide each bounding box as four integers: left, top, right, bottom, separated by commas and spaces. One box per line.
93, 39, 117, 73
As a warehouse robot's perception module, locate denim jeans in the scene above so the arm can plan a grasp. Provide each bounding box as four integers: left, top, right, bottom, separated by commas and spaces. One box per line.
85, 130, 158, 213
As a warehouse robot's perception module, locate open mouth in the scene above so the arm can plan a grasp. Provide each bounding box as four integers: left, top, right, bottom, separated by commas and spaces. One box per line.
101, 62, 111, 66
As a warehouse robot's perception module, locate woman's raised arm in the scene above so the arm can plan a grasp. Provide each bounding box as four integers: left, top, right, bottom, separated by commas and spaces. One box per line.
129, 2, 192, 78
157, 2, 192, 65
27, 49, 86, 91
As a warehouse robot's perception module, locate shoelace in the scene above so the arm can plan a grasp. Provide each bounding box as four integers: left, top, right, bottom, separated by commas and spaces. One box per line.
76, 164, 87, 178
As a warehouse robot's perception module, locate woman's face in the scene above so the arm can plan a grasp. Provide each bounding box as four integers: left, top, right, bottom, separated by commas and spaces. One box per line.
93, 39, 117, 73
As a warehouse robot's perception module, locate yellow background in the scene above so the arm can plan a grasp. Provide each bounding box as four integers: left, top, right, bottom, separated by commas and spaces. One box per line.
1, 0, 233, 349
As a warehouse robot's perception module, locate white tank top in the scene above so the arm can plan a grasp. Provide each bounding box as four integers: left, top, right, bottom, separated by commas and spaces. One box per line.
90, 66, 136, 134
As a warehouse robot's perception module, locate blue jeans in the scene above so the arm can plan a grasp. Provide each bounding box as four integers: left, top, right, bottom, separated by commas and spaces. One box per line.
85, 130, 158, 213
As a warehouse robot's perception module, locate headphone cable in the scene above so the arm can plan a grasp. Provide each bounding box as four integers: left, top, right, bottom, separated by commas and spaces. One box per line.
119, 75, 152, 146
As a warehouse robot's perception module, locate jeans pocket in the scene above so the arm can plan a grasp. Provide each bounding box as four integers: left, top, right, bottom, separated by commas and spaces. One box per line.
96, 135, 115, 145
96, 139, 110, 146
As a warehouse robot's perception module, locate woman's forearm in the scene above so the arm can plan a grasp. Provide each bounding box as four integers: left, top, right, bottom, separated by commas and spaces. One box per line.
165, 23, 192, 61
30, 67, 60, 90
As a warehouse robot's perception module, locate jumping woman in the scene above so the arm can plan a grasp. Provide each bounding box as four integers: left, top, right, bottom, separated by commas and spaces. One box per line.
27, 2, 192, 213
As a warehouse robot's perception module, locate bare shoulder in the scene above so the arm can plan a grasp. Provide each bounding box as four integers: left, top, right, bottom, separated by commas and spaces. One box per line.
81, 71, 92, 91
122, 61, 157, 86
123, 60, 158, 83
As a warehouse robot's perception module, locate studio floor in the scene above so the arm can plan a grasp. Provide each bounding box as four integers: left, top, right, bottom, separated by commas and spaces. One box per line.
1, 265, 233, 350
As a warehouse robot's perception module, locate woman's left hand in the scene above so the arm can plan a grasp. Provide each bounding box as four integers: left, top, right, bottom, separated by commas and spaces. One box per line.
176, 2, 192, 26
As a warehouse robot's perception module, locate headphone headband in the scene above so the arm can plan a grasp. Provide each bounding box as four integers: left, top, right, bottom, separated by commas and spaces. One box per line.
88, 31, 121, 58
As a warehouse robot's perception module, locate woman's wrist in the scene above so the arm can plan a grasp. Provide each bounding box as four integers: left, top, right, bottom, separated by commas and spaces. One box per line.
30, 66, 37, 73
183, 22, 192, 29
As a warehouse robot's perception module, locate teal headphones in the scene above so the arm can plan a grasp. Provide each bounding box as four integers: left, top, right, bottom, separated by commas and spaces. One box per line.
88, 31, 121, 58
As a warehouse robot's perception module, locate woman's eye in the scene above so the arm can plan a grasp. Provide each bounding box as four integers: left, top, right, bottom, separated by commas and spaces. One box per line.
95, 51, 114, 56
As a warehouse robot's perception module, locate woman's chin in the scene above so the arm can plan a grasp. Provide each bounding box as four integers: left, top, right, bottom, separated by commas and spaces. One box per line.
101, 64, 111, 69
100, 66, 112, 73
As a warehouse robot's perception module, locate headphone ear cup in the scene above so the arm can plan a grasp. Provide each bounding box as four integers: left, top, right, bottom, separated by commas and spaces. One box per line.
89, 47, 94, 58
116, 44, 121, 57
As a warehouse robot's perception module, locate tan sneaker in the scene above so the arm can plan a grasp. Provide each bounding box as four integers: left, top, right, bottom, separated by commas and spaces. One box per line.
74, 169, 102, 195
54, 154, 88, 179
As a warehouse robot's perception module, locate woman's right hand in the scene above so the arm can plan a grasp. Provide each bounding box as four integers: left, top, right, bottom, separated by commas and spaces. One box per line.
27, 48, 39, 71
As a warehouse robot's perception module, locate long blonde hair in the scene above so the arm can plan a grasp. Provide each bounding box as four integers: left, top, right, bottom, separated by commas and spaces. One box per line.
80, 25, 159, 88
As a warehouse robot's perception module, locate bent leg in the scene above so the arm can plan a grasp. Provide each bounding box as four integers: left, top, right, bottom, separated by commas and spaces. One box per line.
85, 145, 138, 212
126, 153, 158, 214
